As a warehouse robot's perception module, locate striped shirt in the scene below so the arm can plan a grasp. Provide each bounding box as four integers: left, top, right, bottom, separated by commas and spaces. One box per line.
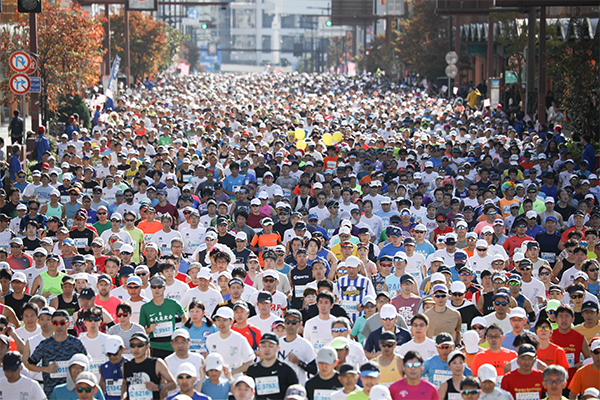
335, 275, 376, 323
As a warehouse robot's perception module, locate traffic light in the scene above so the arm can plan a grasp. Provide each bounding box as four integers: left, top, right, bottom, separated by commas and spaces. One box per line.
325, 20, 332, 27
201, 23, 208, 29
18, 0, 42, 13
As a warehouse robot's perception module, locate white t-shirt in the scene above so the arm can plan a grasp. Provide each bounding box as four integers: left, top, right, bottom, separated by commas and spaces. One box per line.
520, 278, 546, 308
466, 254, 494, 273
151, 230, 182, 256
303, 315, 335, 350
15, 326, 41, 344
405, 253, 426, 284
247, 290, 288, 317
485, 312, 512, 333
22, 266, 46, 289
180, 287, 223, 316
164, 279, 191, 304
278, 335, 317, 385
559, 266, 582, 288
247, 313, 280, 335
165, 352, 204, 396
395, 337, 438, 360
101, 229, 133, 251
347, 339, 368, 369
79, 331, 111, 367
0, 375, 46, 400
179, 226, 207, 255
361, 215, 384, 239
205, 330, 255, 372
128, 298, 150, 325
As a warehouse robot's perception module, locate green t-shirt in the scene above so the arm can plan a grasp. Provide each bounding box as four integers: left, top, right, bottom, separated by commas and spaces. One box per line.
123, 227, 144, 264
158, 135, 172, 146
346, 389, 367, 400
93, 221, 112, 237
139, 298, 185, 351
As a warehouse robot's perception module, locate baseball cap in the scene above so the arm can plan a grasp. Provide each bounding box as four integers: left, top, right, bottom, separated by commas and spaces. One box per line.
360, 361, 381, 378
205, 353, 224, 371
79, 286, 96, 300
285, 385, 308, 400
331, 337, 350, 350
214, 307, 234, 320
509, 307, 527, 319
233, 376, 255, 390
380, 304, 397, 320
518, 344, 537, 358
432, 284, 448, 294
75, 371, 98, 387
2, 351, 22, 371
316, 346, 338, 364
176, 362, 198, 379
478, 363, 497, 383
104, 335, 124, 354
339, 363, 359, 376
369, 385, 392, 400
435, 332, 454, 346
260, 332, 279, 345
126, 276, 142, 287
257, 291, 273, 303
171, 328, 190, 340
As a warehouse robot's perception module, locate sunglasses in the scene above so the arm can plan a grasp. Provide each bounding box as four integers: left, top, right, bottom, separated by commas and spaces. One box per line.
53, 320, 68, 326
116, 313, 129, 318
121, 252, 132, 256
517, 224, 527, 228
593, 350, 600, 355
461, 390, 480, 395
130, 342, 146, 348
125, 219, 135, 222
332, 327, 348, 333
380, 342, 395, 348
263, 278, 276, 283
381, 263, 393, 268
536, 325, 551, 331
10, 244, 21, 248
404, 362, 422, 368
570, 294, 584, 300
483, 232, 494, 236
472, 325, 486, 331
414, 230, 426, 234
494, 301, 508, 307
151, 285, 164, 289
433, 294, 447, 298
476, 248, 487, 252
284, 319, 299, 325
588, 268, 599, 273
76, 387, 94, 393
97, 212, 107, 215
451, 292, 464, 297
136, 273, 148, 277
539, 271, 551, 277
438, 344, 452, 350
86, 317, 102, 322
508, 281, 521, 286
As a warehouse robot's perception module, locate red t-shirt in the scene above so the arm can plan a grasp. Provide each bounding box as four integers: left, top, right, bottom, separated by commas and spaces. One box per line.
95, 255, 108, 273
471, 348, 517, 376
560, 226, 588, 243
503, 234, 534, 257
232, 323, 262, 350
537, 342, 570, 372
551, 328, 586, 380
95, 295, 122, 322
432, 226, 453, 243
500, 369, 544, 400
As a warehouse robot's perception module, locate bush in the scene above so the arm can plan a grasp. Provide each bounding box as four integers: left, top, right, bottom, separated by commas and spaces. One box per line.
51, 94, 91, 131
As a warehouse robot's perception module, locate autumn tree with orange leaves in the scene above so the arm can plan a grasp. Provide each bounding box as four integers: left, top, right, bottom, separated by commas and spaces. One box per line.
0, 2, 104, 125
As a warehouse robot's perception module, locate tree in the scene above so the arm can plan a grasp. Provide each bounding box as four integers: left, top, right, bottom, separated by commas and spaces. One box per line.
0, 2, 104, 125
547, 19, 599, 135
110, 10, 168, 81
495, 13, 530, 107
180, 41, 200, 72
160, 25, 186, 73
394, 0, 449, 82
356, 34, 399, 75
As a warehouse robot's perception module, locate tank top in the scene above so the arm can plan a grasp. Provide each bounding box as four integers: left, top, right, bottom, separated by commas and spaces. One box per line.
45, 203, 62, 218
294, 196, 311, 211
57, 293, 79, 316
40, 271, 66, 295
100, 358, 125, 400
482, 292, 495, 315
289, 264, 313, 309
556, 258, 575, 281
377, 355, 402, 386
75, 305, 107, 336
515, 294, 526, 309
444, 378, 461, 400
124, 357, 161, 400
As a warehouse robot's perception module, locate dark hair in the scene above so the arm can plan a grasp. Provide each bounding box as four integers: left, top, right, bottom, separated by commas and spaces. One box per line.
105, 256, 121, 268
231, 266, 247, 279
403, 350, 424, 364
460, 376, 481, 390
411, 313, 429, 326
316, 290, 334, 305
158, 262, 176, 272
116, 302, 132, 314
184, 300, 213, 328
316, 279, 334, 292
512, 331, 539, 349
485, 323, 504, 336
21, 302, 39, 317
52, 309, 70, 320
582, 259, 599, 273
82, 306, 102, 321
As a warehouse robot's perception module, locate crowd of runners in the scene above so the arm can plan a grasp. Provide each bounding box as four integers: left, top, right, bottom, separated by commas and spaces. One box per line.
0, 72, 599, 400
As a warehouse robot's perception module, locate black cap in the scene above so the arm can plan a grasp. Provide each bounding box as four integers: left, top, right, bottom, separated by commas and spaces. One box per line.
403, 237, 416, 246
526, 241, 540, 250
358, 227, 370, 235
232, 301, 249, 311
438, 265, 452, 275
435, 332, 454, 346
582, 300, 599, 312
130, 332, 149, 343
378, 331, 397, 343
294, 222, 307, 230
379, 255, 393, 263
73, 254, 86, 264
284, 309, 302, 319
339, 363, 358, 375
0, 214, 10, 222
548, 284, 562, 293
359, 361, 381, 375
2, 351, 22, 371
119, 265, 135, 277
400, 274, 415, 284
260, 332, 279, 345
326, 200, 339, 208
257, 291, 273, 303
518, 343, 537, 358
79, 286, 96, 300
61, 275, 75, 284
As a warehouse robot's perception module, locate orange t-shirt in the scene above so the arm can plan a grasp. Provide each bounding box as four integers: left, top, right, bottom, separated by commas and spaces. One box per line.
568, 364, 600, 396
138, 220, 163, 236
471, 348, 517, 376
323, 156, 340, 171
537, 342, 570, 371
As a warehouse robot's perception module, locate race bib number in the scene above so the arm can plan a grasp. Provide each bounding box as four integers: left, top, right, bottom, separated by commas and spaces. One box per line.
74, 238, 88, 248
255, 376, 279, 396
106, 379, 123, 397
89, 357, 107, 378
314, 390, 335, 400
154, 321, 174, 338
0, 243, 9, 252
516, 393, 540, 400
129, 383, 153, 400
283, 189, 292, 197
540, 252, 555, 263
448, 394, 462, 400
50, 360, 70, 378
144, 234, 153, 244
461, 323, 467, 335
67, 219, 74, 229
257, 178, 263, 185
340, 299, 359, 313
183, 176, 192, 183
313, 338, 332, 350
190, 338, 206, 351
61, 195, 70, 204
294, 285, 307, 298
566, 353, 575, 367
432, 371, 452, 388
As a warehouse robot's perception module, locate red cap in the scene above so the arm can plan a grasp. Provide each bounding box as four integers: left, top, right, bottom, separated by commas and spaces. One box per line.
41, 163, 50, 169
37, 126, 46, 134
554, 125, 562, 130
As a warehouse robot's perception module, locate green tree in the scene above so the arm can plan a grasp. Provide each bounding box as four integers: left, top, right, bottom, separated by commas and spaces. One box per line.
547, 19, 599, 135
394, 0, 448, 82
180, 41, 200, 72
356, 34, 399, 75
160, 26, 186, 72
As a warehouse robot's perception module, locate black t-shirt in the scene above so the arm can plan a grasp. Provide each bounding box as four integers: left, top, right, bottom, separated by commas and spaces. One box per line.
82, 180, 100, 190
233, 248, 252, 265
555, 203, 577, 223
69, 227, 96, 254
305, 372, 343, 400
273, 221, 292, 239
212, 299, 256, 318
254, 165, 270, 179
1, 202, 18, 218
5, 292, 32, 320
452, 302, 483, 329
217, 232, 236, 249
23, 237, 41, 252
246, 360, 299, 400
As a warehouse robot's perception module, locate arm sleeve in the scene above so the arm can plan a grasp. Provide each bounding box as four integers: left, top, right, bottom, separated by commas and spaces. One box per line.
301, 359, 318, 375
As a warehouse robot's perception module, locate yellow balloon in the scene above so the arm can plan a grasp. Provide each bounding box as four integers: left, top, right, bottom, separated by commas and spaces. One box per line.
322, 133, 333, 146
297, 139, 307, 150
295, 129, 305, 140
333, 131, 343, 143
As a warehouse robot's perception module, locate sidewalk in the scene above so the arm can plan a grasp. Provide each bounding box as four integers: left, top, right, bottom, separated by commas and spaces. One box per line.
0, 115, 33, 146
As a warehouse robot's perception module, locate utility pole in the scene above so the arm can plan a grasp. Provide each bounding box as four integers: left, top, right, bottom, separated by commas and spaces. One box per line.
29, 13, 39, 132
124, 7, 130, 86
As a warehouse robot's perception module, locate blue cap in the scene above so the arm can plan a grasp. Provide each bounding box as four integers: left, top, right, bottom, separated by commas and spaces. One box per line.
454, 251, 468, 262
388, 227, 401, 237
62, 238, 75, 246
545, 216, 558, 223
308, 213, 319, 221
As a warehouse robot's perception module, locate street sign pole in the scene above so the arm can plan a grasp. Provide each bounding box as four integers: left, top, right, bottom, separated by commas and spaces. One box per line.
30, 13, 39, 133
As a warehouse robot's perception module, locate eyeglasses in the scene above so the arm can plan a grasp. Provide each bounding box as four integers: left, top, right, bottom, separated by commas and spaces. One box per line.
460, 390, 481, 395
472, 325, 486, 331
536, 325, 551, 331
404, 362, 422, 368
570, 293, 584, 300
130, 342, 146, 348
151, 285, 164, 289
284, 319, 299, 325
53, 320, 68, 326
380, 342, 395, 348
494, 301, 508, 307
433, 294, 447, 298
438, 344, 452, 350
116, 313, 129, 318
76, 387, 94, 393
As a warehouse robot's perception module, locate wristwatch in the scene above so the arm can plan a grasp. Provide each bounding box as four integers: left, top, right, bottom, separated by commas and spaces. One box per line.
158, 384, 163, 391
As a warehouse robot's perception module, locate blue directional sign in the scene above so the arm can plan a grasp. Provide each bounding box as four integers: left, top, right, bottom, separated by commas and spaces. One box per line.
187, 8, 199, 20
30, 77, 41, 93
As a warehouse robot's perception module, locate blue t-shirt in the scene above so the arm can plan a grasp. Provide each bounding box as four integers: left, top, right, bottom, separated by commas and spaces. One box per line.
422, 355, 472, 388
413, 241, 436, 259
379, 243, 404, 260
200, 378, 231, 400
502, 332, 519, 352
168, 390, 211, 400
183, 320, 218, 354
222, 174, 246, 199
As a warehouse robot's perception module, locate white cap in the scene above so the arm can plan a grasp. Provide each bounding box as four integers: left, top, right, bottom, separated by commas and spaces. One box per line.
463, 330, 480, 354
345, 256, 361, 269
171, 328, 190, 340
258, 191, 269, 199
425, 161, 434, 168
526, 210, 537, 219
574, 271, 589, 281
379, 304, 397, 320
104, 335, 125, 354
205, 353, 224, 371
471, 316, 488, 328
214, 307, 234, 320
339, 226, 351, 235
430, 272, 445, 283
482, 226, 494, 234
450, 281, 466, 293
369, 385, 392, 400
509, 307, 527, 319
176, 362, 198, 378
456, 175, 465, 181
250, 198, 261, 206
475, 239, 488, 248
544, 197, 555, 203
120, 244, 134, 253
11, 271, 26, 283
591, 340, 600, 352
513, 252, 525, 263
478, 364, 497, 383
415, 224, 427, 231
380, 197, 392, 205
235, 231, 247, 241
456, 221, 467, 228
197, 268, 212, 280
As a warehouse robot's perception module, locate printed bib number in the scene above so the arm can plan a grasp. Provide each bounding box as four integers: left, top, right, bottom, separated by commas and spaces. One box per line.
89, 357, 107, 378
106, 379, 123, 397
283, 189, 292, 197
516, 392, 540, 400
566, 353, 575, 367
154, 321, 174, 338
50, 360, 70, 378
432, 371, 452, 388
294, 285, 307, 298
448, 394, 462, 400
314, 389, 334, 400
129, 383, 153, 400
540, 252, 555, 263
340, 299, 359, 313
74, 238, 88, 248
255, 376, 279, 395
144, 234, 153, 244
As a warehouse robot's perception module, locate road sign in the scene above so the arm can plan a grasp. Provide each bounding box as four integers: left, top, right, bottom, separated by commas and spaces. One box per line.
445, 65, 458, 78
9, 73, 31, 94
445, 51, 458, 65
9, 51, 32, 73
29, 77, 41, 93
24, 57, 37, 75
187, 8, 198, 19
